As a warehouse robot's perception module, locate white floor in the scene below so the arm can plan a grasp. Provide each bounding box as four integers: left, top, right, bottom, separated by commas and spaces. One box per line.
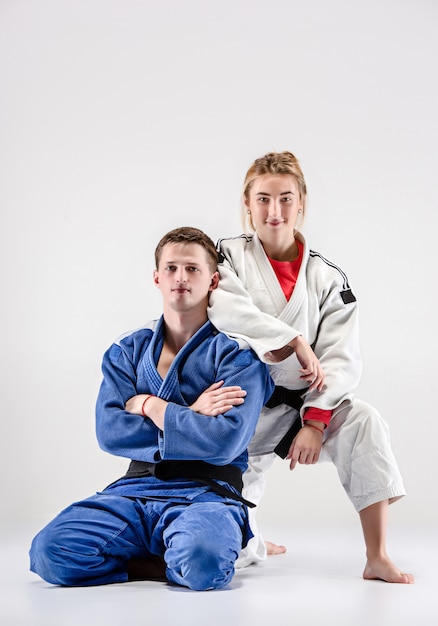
1, 525, 435, 626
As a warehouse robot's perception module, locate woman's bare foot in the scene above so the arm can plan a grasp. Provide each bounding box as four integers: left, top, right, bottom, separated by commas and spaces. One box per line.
265, 541, 287, 556
363, 556, 414, 584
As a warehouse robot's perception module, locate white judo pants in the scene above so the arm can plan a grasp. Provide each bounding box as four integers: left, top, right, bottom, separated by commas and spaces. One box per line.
236, 398, 406, 568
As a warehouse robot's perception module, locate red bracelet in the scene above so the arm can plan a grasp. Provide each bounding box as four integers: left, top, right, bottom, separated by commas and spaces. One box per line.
303, 422, 324, 435
141, 394, 155, 417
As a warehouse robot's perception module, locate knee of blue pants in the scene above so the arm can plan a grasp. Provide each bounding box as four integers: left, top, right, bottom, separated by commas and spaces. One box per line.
162, 503, 243, 591
29, 520, 128, 587
29, 527, 74, 586
166, 534, 237, 590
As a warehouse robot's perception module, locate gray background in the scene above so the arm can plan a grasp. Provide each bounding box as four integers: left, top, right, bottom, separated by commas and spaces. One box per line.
1, 0, 436, 532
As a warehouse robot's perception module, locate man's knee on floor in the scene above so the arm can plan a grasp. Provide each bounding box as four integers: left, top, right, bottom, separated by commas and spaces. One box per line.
30, 529, 70, 585
166, 534, 236, 590
30, 528, 92, 586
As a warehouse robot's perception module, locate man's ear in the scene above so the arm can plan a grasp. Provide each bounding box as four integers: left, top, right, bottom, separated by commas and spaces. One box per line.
153, 270, 160, 287
209, 271, 220, 291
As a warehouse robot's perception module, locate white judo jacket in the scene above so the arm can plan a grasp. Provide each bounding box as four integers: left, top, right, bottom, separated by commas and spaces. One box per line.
208, 231, 362, 417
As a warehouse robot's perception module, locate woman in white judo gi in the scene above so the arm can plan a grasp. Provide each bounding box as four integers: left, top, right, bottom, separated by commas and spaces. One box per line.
208, 150, 414, 584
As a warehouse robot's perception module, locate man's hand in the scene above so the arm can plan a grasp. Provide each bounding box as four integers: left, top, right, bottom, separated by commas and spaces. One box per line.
125, 380, 246, 431
190, 381, 246, 416
125, 394, 148, 415
125, 394, 167, 430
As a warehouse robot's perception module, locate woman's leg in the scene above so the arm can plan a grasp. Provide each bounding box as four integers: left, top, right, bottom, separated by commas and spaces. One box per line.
360, 500, 414, 583
236, 453, 280, 567
323, 399, 414, 583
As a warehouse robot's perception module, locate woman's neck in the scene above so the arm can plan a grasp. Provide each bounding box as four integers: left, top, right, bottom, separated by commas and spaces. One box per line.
261, 236, 299, 262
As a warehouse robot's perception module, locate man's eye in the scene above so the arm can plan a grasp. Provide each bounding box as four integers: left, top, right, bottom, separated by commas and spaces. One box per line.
165, 266, 176, 271
187, 267, 198, 272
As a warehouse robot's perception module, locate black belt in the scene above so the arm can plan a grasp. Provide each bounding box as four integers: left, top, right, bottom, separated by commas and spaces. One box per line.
124, 459, 256, 508
265, 386, 306, 459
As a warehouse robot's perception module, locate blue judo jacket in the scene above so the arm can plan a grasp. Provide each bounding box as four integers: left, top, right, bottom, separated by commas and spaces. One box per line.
96, 317, 274, 475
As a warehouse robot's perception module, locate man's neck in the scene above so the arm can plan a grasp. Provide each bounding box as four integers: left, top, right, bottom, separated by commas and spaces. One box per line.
161, 308, 208, 354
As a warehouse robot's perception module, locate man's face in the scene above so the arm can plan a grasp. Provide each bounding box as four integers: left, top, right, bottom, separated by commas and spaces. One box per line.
153, 242, 219, 314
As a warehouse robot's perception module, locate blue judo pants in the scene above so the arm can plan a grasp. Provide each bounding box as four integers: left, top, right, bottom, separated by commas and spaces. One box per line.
29, 492, 246, 591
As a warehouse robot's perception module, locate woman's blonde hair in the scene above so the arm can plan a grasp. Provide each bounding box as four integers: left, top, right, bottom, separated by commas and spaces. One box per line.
241, 151, 307, 233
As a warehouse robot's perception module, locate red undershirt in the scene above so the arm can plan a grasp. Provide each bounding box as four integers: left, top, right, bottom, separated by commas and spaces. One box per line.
268, 241, 332, 428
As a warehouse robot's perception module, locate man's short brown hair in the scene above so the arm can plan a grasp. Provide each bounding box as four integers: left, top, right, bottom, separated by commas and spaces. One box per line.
154, 227, 219, 273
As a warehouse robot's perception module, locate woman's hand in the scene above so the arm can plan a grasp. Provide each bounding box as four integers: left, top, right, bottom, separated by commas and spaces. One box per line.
268, 335, 325, 392
287, 423, 324, 470
190, 380, 246, 416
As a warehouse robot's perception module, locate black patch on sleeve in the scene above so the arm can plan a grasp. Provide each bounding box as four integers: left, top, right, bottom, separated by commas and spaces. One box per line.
340, 289, 356, 304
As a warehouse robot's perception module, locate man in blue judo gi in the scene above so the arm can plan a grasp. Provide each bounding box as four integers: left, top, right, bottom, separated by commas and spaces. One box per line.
29, 226, 274, 591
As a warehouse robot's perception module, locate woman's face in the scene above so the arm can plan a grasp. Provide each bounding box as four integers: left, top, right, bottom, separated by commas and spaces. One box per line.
245, 174, 303, 247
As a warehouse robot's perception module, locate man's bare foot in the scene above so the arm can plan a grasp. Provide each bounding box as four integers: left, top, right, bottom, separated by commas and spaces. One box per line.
127, 555, 167, 581
363, 556, 414, 584
265, 541, 287, 556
